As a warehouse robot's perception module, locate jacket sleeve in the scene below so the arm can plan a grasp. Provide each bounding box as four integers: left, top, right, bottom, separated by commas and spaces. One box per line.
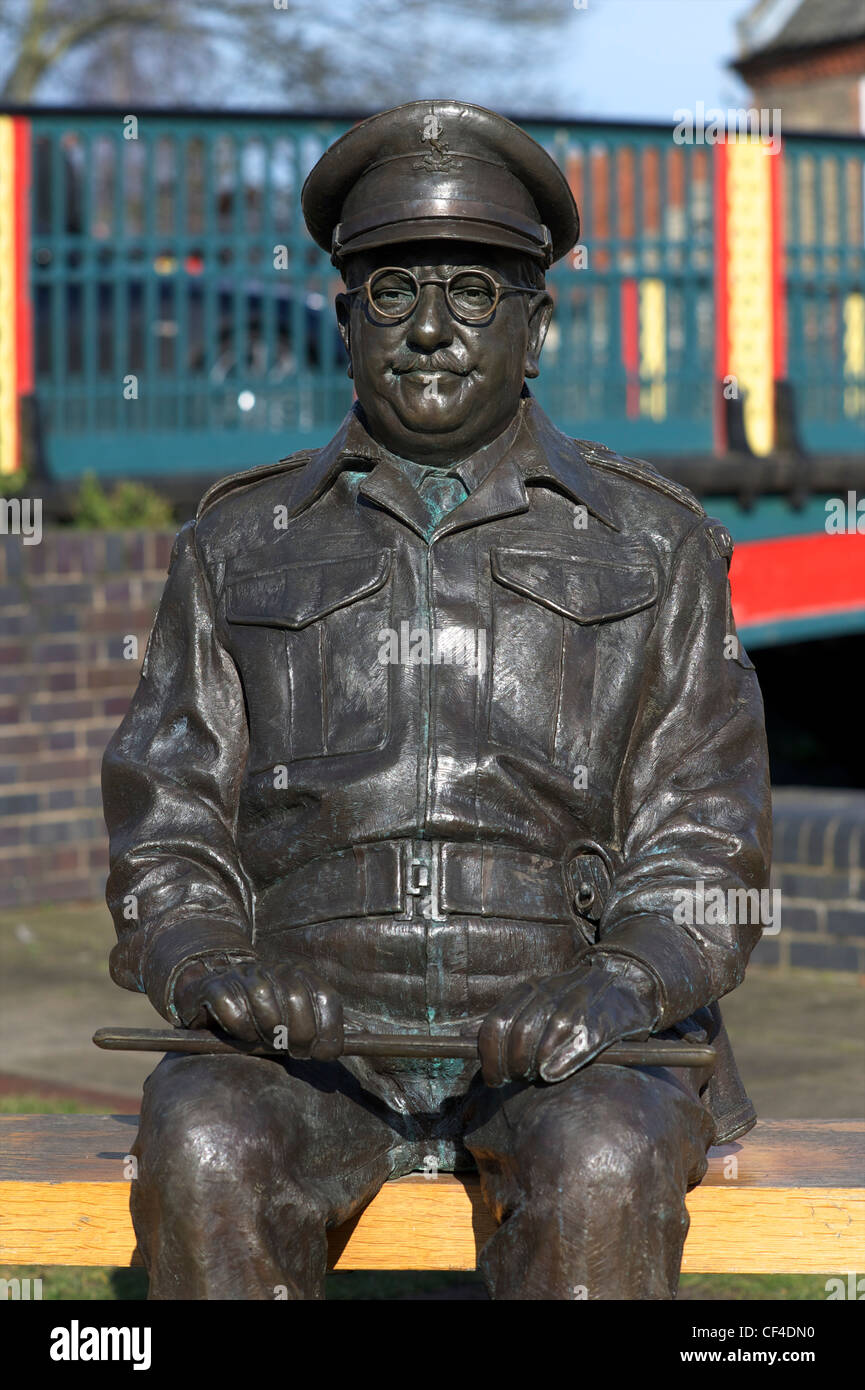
594, 514, 772, 1027
102, 519, 256, 1022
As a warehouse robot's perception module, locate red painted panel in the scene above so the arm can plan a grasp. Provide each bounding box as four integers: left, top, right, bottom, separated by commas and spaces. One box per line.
730, 532, 865, 627
621, 277, 639, 418
713, 141, 728, 457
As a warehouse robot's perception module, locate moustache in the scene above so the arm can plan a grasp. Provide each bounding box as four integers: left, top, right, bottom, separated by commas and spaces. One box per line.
390, 353, 473, 376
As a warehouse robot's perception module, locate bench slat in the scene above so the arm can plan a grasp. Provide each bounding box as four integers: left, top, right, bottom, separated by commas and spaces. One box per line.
1, 1117, 862, 1274
3, 1116, 862, 1186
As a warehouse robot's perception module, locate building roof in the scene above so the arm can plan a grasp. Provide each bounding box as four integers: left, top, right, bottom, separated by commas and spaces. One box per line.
736, 0, 865, 63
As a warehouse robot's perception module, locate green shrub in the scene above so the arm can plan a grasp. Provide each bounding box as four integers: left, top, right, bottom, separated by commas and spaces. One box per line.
72, 472, 175, 529
1, 465, 31, 495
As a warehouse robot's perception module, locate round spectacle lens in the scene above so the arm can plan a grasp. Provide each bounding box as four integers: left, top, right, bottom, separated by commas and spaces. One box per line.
446, 272, 498, 320
368, 269, 418, 318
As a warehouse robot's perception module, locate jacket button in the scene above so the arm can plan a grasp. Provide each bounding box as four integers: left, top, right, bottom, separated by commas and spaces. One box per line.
575, 881, 594, 910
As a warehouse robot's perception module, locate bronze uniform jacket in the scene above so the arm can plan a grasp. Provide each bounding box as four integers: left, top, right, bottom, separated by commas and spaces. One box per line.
102, 391, 772, 1143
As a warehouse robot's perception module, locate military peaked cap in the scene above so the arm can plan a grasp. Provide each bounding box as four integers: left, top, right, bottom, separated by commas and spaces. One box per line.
301, 99, 579, 270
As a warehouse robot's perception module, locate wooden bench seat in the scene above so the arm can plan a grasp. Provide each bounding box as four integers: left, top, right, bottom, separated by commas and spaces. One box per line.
0, 1116, 862, 1273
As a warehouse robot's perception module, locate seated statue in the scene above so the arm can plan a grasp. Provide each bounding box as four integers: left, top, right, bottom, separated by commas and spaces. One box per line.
102, 99, 771, 1301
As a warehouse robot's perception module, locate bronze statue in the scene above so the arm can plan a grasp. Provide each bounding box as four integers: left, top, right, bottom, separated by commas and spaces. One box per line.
102, 100, 771, 1300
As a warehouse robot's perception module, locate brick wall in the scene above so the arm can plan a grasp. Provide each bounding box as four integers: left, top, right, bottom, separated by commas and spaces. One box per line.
0, 530, 175, 908
748, 73, 862, 135
752, 789, 865, 974
738, 38, 865, 135
1, 530, 863, 970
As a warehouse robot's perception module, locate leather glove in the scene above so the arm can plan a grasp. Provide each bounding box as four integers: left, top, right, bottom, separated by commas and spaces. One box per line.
478, 952, 662, 1087
171, 953, 344, 1061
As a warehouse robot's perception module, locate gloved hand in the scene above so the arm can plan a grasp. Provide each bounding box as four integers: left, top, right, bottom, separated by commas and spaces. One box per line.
171, 954, 344, 1061
478, 953, 662, 1087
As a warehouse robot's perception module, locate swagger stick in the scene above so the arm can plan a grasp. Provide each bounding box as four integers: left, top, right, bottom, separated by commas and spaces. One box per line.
93, 1026, 715, 1070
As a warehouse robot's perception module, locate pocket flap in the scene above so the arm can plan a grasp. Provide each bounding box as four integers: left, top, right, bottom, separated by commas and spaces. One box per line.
491, 547, 657, 624
226, 550, 392, 630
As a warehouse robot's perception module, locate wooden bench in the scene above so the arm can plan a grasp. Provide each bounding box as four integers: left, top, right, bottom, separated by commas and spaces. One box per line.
0, 1116, 862, 1274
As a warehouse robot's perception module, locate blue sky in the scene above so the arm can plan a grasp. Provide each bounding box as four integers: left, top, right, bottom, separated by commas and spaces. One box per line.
555, 0, 752, 120
311, 0, 757, 122
310, 0, 757, 124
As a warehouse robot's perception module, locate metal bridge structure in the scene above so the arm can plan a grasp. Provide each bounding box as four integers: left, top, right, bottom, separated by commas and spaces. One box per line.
0, 108, 863, 646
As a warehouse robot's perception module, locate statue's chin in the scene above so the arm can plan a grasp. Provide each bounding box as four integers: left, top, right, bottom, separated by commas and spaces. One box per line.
372, 372, 501, 440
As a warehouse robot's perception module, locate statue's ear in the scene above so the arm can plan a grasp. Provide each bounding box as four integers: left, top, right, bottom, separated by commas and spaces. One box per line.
335, 293, 353, 377
524, 292, 553, 379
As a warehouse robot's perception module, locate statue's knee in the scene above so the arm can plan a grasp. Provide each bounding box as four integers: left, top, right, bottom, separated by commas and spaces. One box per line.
135, 1056, 278, 1192
518, 1075, 663, 1197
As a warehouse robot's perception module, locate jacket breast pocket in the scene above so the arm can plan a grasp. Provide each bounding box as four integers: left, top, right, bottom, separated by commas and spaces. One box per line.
488, 547, 658, 774
225, 549, 394, 762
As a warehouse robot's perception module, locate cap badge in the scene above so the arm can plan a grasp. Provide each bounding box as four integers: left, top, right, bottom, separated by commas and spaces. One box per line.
413, 111, 462, 173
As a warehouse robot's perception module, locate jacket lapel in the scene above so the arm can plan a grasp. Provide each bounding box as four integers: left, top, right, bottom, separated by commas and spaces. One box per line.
430, 452, 529, 540
283, 404, 378, 520
357, 460, 437, 539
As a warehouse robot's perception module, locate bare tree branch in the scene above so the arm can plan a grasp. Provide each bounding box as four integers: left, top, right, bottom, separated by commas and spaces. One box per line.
0, 0, 594, 110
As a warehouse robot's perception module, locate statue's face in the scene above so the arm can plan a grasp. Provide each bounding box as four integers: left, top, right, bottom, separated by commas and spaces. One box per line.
336, 240, 552, 465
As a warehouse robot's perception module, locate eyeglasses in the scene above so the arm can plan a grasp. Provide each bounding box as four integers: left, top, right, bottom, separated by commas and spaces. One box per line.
344, 266, 539, 325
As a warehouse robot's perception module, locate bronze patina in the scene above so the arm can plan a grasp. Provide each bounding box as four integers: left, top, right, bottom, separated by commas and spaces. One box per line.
101, 100, 771, 1300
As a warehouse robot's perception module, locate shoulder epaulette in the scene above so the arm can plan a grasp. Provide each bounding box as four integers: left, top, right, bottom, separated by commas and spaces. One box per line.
196, 450, 316, 520
574, 439, 705, 517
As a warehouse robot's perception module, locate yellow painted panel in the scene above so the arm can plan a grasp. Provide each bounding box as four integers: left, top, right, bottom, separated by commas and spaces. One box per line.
726, 139, 775, 456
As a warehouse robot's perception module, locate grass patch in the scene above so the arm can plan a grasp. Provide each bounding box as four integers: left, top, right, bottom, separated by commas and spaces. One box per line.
0, 1095, 114, 1115
0, 1268, 831, 1301
678, 1273, 829, 1300
0, 1267, 148, 1301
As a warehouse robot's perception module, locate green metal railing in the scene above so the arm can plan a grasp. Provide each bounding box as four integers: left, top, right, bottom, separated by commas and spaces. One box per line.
23, 112, 865, 480
31, 114, 355, 477
520, 123, 717, 457
782, 137, 865, 453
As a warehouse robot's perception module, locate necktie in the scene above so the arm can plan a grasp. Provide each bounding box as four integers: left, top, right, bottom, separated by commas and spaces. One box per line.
415, 470, 468, 537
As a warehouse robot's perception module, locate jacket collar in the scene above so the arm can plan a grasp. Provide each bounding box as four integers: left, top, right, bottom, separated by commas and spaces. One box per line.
285, 388, 619, 534
515, 391, 619, 530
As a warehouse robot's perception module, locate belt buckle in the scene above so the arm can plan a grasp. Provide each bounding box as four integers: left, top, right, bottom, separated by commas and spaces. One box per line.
397, 840, 443, 922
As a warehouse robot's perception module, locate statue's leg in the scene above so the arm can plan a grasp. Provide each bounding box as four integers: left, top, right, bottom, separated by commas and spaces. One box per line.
130, 1051, 397, 1300
464, 1063, 715, 1300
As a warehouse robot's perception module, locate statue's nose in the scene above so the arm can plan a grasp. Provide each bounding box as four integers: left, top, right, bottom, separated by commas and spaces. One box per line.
406, 283, 454, 352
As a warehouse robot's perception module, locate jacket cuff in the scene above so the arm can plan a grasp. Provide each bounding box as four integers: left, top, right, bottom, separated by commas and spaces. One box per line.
141, 916, 256, 1023
587, 951, 664, 1030
595, 915, 714, 1027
